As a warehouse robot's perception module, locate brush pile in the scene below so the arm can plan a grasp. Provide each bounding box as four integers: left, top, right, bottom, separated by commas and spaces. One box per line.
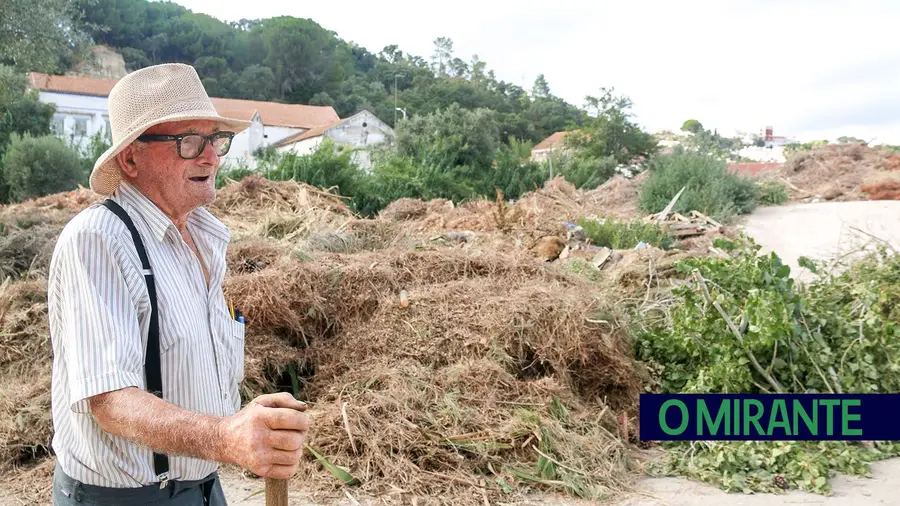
0, 175, 680, 505
780, 143, 900, 201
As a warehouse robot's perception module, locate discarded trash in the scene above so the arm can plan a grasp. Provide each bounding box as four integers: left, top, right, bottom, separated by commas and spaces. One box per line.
399, 289, 409, 308
633, 241, 649, 250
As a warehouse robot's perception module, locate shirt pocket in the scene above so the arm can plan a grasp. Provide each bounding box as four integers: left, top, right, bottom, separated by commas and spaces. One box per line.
226, 318, 246, 384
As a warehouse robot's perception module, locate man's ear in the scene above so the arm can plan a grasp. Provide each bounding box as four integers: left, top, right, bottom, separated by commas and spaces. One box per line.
116, 145, 139, 178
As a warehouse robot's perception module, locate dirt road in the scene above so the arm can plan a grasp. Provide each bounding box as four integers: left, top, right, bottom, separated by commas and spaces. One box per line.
214, 458, 900, 506
738, 201, 900, 282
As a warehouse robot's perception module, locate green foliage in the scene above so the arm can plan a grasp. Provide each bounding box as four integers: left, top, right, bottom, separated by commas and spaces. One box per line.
75, 1, 586, 139
653, 440, 900, 495
566, 88, 658, 165
576, 217, 675, 250
269, 139, 367, 200
478, 139, 547, 200
784, 140, 830, 154
1, 133, 84, 202
757, 180, 789, 206
681, 119, 703, 134
1, 0, 94, 72
637, 239, 900, 493
549, 152, 618, 190
0, 66, 56, 155
638, 149, 758, 222
396, 103, 501, 174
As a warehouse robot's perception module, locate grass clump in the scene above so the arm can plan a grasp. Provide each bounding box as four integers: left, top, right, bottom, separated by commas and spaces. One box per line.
638, 149, 759, 222
577, 217, 675, 250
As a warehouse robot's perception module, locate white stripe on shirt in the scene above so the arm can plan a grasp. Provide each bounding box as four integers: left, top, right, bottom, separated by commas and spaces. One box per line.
48, 181, 244, 487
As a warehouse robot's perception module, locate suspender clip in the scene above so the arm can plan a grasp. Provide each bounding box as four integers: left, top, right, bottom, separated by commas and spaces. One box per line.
158, 472, 171, 489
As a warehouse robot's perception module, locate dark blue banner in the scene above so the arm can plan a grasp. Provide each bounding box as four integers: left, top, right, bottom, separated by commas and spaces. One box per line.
639, 394, 900, 441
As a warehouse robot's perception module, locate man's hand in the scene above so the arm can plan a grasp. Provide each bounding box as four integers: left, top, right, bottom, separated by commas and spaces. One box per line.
217, 393, 310, 479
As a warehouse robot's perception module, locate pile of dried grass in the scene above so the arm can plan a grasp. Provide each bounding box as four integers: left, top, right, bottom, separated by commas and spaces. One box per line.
861, 180, 900, 200
0, 280, 53, 479
223, 248, 646, 502
780, 143, 900, 201
211, 175, 354, 240
582, 172, 647, 220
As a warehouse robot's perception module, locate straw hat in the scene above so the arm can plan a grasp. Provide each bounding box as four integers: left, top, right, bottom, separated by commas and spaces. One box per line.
90, 63, 251, 195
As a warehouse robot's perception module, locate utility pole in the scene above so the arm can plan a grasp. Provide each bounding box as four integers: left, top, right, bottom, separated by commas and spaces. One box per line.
394, 74, 400, 125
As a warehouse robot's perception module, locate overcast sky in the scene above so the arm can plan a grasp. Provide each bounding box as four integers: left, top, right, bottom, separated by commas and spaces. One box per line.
170, 0, 900, 144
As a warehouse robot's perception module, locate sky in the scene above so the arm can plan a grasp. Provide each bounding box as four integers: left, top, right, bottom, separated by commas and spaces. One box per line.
170, 0, 900, 144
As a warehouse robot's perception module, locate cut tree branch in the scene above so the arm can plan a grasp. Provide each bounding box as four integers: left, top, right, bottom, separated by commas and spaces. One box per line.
692, 269, 785, 393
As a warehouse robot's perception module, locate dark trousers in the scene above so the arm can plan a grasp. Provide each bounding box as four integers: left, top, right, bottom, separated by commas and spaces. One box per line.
53, 463, 228, 505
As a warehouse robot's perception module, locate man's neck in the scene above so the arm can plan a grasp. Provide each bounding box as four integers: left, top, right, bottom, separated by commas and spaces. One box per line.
124, 180, 191, 233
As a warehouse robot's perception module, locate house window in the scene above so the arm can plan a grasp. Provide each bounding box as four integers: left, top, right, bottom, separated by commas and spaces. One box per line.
51, 115, 65, 135
73, 117, 88, 136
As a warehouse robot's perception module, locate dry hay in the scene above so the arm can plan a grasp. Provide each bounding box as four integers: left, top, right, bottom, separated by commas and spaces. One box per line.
582, 172, 647, 221
211, 176, 354, 240
379, 198, 428, 221
0, 280, 53, 478
780, 143, 900, 201
222, 248, 646, 502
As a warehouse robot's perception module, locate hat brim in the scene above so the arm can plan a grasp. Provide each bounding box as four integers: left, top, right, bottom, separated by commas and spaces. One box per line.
90, 112, 252, 196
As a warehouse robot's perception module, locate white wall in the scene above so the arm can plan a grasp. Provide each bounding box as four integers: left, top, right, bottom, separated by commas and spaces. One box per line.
38, 91, 111, 152
264, 126, 304, 146
275, 137, 321, 156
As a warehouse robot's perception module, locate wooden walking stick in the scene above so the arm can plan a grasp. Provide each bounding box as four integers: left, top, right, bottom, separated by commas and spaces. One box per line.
265, 477, 288, 506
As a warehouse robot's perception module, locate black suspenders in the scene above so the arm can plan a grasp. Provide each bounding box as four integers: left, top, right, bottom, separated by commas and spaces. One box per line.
100, 199, 170, 484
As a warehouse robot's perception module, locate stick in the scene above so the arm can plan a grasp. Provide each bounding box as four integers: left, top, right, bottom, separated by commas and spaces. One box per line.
653, 186, 686, 223
692, 270, 785, 393
341, 401, 358, 454
265, 477, 288, 506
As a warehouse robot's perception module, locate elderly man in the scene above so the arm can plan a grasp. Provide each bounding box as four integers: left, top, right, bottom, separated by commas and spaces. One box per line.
48, 63, 310, 505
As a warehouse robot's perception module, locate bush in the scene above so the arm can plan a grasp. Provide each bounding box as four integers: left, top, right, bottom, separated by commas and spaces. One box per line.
576, 217, 675, 250
551, 153, 618, 190
0, 133, 83, 202
638, 149, 759, 222
638, 238, 900, 493
757, 180, 789, 206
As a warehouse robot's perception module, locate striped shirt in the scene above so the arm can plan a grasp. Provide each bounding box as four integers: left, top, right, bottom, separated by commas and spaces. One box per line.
48, 181, 244, 487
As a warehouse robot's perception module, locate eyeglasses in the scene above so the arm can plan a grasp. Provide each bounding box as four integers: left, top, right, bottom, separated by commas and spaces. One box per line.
136, 131, 235, 159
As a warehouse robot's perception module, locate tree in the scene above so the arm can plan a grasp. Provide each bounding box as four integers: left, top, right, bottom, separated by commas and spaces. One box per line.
430, 37, 453, 78
1, 0, 93, 72
681, 119, 704, 134
532, 74, 551, 99
0, 66, 55, 161
837, 136, 865, 144
567, 87, 659, 165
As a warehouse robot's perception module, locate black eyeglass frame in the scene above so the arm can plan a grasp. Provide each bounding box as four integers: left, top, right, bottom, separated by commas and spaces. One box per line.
136, 131, 236, 159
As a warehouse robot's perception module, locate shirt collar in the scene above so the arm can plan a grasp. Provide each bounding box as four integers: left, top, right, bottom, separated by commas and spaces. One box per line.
113, 182, 231, 245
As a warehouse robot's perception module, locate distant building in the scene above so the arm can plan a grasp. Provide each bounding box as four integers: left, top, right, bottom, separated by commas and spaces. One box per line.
530, 131, 578, 162
27, 72, 340, 168
273, 110, 394, 170
760, 126, 795, 148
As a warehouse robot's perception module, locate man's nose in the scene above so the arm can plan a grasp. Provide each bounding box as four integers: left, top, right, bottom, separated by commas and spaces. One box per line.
196, 139, 220, 166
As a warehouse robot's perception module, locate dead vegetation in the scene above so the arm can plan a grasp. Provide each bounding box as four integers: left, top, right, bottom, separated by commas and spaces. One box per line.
778, 143, 900, 202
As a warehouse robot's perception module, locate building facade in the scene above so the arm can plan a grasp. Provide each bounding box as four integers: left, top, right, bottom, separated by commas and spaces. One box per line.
273, 110, 394, 170
27, 72, 340, 168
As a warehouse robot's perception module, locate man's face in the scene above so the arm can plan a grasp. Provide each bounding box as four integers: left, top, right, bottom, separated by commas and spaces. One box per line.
119, 119, 228, 220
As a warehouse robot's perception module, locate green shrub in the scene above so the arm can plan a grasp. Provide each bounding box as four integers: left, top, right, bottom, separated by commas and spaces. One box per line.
549, 152, 618, 189
576, 217, 675, 250
638, 239, 900, 493
638, 149, 758, 222
1, 133, 83, 202
757, 180, 789, 206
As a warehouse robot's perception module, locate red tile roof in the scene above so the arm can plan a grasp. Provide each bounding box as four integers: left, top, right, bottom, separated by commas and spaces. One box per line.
727, 162, 782, 176
273, 119, 344, 147
27, 72, 339, 129
532, 131, 574, 151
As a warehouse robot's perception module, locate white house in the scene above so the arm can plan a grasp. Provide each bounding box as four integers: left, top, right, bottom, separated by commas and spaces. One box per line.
272, 110, 394, 170
27, 72, 340, 168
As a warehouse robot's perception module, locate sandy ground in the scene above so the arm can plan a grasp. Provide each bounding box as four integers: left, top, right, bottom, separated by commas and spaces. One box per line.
214, 458, 900, 506
737, 201, 900, 282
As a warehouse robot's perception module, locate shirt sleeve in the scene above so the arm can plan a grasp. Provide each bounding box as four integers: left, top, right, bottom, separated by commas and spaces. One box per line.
53, 227, 146, 414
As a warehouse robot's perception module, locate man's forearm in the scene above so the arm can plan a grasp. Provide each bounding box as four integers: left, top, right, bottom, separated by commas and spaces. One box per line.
89, 387, 231, 465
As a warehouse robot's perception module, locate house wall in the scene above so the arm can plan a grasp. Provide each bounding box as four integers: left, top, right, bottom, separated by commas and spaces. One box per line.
323, 111, 393, 170
264, 126, 304, 146
38, 91, 111, 152
275, 137, 322, 156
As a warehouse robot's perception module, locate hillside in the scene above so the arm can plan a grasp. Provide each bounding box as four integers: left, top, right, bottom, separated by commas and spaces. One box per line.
71, 0, 586, 143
